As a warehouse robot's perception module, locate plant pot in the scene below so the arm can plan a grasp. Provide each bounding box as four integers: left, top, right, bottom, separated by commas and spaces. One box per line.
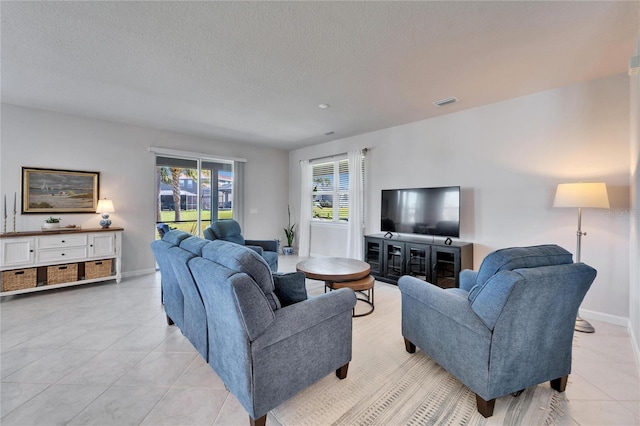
282, 246, 294, 255
43, 222, 60, 229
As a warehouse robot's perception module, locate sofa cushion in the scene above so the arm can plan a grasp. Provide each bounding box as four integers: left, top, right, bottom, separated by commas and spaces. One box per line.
210, 220, 245, 246
179, 236, 210, 255
163, 229, 191, 246
273, 272, 308, 307
202, 240, 278, 308
473, 244, 573, 293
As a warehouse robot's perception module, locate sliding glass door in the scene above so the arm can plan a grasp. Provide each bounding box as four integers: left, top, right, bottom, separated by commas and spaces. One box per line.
155, 156, 234, 238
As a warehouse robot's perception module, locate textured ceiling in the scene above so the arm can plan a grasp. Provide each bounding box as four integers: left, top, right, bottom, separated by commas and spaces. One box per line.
1, 1, 639, 150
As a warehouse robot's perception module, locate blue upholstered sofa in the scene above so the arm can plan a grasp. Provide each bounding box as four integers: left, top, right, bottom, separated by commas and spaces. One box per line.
204, 219, 279, 272
150, 229, 190, 327
399, 244, 597, 417
151, 230, 356, 426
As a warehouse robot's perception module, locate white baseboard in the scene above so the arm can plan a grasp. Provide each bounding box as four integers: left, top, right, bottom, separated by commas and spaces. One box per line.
578, 308, 629, 327
121, 268, 156, 279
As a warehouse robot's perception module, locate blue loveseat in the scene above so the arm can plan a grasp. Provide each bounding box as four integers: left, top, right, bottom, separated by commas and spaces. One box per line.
151, 230, 356, 426
399, 244, 597, 417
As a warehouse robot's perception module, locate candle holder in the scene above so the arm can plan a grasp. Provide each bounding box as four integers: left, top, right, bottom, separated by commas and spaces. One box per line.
13, 211, 16, 233
3, 214, 6, 234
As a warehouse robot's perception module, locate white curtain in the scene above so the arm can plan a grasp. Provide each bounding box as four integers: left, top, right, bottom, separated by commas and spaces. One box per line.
234, 161, 245, 229
346, 150, 364, 260
298, 160, 312, 257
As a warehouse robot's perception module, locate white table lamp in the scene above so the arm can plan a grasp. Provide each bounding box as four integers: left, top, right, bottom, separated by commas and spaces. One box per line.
96, 199, 115, 229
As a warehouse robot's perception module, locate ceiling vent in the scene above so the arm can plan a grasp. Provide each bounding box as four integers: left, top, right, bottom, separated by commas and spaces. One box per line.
433, 97, 459, 107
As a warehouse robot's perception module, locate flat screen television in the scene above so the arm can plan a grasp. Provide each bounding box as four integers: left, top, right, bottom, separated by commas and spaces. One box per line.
381, 186, 460, 237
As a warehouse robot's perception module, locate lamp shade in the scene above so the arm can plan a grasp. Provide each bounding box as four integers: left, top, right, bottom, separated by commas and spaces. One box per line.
553, 183, 610, 209
96, 199, 115, 213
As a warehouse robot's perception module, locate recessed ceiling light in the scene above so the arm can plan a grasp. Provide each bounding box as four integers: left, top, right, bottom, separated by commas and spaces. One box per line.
433, 97, 459, 107
318, 103, 330, 109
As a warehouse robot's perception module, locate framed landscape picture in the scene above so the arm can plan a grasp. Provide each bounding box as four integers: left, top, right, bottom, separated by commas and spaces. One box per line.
22, 167, 100, 213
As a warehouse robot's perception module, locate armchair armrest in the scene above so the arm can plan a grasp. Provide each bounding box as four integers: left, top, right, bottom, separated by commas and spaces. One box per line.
245, 239, 278, 253
252, 288, 356, 349
459, 269, 477, 291
245, 245, 265, 256
399, 276, 489, 334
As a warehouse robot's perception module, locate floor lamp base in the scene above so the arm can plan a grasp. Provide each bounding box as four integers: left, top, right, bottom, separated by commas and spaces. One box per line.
575, 316, 595, 333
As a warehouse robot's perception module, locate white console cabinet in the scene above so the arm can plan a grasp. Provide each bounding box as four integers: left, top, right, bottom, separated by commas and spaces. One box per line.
0, 227, 123, 296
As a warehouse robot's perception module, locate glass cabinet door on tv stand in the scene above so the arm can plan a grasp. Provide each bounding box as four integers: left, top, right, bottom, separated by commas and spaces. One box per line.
364, 238, 383, 276
431, 246, 460, 289
383, 240, 404, 281
405, 243, 430, 282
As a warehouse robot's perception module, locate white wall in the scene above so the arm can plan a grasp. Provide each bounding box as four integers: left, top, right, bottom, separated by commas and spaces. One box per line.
0, 104, 290, 276
290, 74, 631, 322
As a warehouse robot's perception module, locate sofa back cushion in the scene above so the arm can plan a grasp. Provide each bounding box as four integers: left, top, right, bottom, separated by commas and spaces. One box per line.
202, 240, 280, 310
179, 236, 210, 255
188, 257, 275, 342
469, 262, 596, 331
162, 229, 191, 246
472, 244, 573, 296
210, 220, 245, 246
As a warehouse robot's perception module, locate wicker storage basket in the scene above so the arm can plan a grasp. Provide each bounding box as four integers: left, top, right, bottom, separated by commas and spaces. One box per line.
2, 268, 37, 292
47, 263, 78, 285
85, 259, 113, 279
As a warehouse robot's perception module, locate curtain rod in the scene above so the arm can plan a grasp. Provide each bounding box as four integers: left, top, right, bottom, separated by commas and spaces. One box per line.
149, 146, 247, 163
304, 148, 368, 163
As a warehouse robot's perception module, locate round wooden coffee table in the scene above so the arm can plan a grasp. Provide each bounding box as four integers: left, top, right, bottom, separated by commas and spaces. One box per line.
296, 257, 375, 317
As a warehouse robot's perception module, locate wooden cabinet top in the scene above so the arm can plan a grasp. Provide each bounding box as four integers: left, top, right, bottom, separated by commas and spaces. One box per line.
1, 227, 124, 238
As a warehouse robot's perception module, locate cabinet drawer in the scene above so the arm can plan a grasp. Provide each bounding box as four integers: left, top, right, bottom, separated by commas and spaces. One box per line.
37, 247, 87, 263
38, 234, 87, 249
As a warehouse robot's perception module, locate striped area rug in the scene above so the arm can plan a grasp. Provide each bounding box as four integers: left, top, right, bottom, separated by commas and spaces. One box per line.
271, 282, 565, 426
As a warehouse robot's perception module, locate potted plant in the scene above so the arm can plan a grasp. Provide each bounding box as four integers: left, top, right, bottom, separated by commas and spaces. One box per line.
282, 205, 296, 255
43, 216, 61, 229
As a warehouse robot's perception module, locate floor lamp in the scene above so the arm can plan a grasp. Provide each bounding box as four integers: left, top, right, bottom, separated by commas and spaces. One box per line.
553, 182, 609, 333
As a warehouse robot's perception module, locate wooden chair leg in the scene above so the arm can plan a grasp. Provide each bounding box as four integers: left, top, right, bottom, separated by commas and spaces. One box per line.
404, 337, 416, 353
475, 394, 495, 418
166, 314, 174, 326
336, 363, 349, 379
550, 375, 568, 392
250, 414, 266, 426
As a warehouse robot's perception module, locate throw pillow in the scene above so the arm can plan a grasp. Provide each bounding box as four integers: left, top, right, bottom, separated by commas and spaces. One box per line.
273, 272, 308, 307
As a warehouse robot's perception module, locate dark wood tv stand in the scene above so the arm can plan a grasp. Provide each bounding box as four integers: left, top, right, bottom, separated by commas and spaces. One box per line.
364, 234, 473, 288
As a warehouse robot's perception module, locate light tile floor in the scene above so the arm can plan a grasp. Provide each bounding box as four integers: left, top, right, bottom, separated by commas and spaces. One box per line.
1, 255, 638, 425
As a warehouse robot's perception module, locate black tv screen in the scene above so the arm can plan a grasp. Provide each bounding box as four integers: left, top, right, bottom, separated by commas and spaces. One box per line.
381, 186, 460, 237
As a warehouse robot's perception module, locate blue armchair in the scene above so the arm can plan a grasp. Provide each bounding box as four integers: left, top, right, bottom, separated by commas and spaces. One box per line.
399, 245, 597, 417
203, 219, 278, 271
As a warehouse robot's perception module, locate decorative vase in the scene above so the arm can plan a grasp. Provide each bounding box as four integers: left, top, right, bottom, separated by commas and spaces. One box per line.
282, 246, 294, 255
43, 222, 60, 229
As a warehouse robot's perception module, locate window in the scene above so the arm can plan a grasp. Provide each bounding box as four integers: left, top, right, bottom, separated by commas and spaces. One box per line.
311, 159, 350, 222
155, 156, 234, 237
